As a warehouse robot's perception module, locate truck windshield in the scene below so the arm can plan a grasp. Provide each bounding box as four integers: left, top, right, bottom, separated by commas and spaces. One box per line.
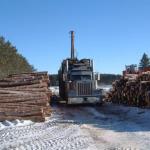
71, 75, 91, 80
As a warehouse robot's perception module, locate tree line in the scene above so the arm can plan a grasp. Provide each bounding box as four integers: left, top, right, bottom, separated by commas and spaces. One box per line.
50, 53, 150, 86
98, 74, 121, 84
139, 53, 150, 70
0, 36, 35, 79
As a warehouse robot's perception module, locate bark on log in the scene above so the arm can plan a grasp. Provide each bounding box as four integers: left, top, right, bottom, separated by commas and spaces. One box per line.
0, 72, 51, 122
106, 72, 150, 108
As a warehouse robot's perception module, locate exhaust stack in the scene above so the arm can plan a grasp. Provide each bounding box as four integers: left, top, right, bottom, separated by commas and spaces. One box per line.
70, 31, 75, 59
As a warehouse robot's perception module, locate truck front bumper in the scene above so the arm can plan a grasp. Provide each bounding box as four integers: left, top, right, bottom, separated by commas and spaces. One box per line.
68, 96, 101, 104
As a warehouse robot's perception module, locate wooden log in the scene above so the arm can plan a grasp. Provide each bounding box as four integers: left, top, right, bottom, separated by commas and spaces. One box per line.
0, 96, 48, 102
0, 96, 44, 100
8, 71, 48, 77
0, 80, 43, 87
0, 90, 48, 96
0, 109, 44, 117
0, 88, 49, 93
0, 92, 48, 97
0, 83, 48, 90
0, 104, 43, 109
1, 76, 44, 82
0, 100, 49, 107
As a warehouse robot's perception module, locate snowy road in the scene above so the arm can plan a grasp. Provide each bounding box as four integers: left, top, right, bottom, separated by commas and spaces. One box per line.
1, 103, 150, 150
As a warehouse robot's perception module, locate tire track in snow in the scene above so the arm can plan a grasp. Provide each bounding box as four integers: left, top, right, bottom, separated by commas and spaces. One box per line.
0, 119, 96, 150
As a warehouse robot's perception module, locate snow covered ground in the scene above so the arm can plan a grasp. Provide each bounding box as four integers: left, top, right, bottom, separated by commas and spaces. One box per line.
97, 85, 112, 92
0, 120, 33, 130
1, 103, 150, 150
49, 86, 59, 95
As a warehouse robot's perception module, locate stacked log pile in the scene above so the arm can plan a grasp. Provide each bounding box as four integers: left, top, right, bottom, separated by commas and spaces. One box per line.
105, 72, 150, 107
0, 72, 51, 122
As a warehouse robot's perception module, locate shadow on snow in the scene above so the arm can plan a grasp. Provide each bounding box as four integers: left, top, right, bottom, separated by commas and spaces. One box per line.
51, 103, 150, 133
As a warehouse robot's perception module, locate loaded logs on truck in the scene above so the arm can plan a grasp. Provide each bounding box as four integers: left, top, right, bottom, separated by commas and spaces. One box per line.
0, 72, 51, 122
105, 72, 150, 107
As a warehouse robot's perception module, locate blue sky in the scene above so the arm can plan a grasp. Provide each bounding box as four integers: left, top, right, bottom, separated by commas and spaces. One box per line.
0, 0, 150, 74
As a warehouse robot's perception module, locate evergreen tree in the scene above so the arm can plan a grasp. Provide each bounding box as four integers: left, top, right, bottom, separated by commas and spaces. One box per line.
139, 53, 150, 70
0, 36, 35, 78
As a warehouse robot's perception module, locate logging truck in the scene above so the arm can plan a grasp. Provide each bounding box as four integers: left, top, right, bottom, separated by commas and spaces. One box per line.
58, 31, 102, 104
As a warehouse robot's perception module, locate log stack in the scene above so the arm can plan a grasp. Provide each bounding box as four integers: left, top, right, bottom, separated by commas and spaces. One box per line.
0, 72, 51, 122
105, 71, 150, 107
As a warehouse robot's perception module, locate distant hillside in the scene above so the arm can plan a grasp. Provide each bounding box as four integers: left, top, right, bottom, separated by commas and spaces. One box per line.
98, 74, 121, 85
50, 74, 121, 86
0, 36, 35, 78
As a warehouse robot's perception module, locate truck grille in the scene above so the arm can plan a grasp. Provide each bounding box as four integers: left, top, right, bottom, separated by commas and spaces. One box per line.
77, 82, 92, 96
